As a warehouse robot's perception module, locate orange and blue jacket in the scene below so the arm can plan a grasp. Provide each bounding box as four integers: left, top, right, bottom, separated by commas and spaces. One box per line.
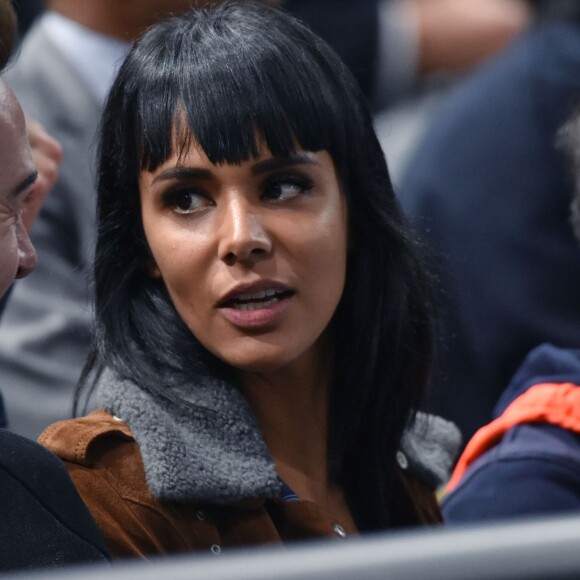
442, 343, 580, 523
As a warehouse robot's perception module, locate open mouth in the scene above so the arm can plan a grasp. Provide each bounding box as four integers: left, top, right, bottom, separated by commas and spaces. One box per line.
223, 288, 294, 311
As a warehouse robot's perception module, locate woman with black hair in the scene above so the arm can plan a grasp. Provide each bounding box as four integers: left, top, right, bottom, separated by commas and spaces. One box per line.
40, 0, 459, 558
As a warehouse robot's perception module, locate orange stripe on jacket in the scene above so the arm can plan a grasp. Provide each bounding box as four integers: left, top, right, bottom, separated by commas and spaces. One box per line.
446, 382, 580, 493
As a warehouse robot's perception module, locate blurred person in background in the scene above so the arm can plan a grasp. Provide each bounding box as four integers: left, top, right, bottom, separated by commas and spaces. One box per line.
0, 0, 108, 570
0, 111, 60, 426
13, 0, 533, 101
442, 110, 580, 521
12, 0, 43, 40
0, 0, 60, 416
9, 0, 535, 183
282, 0, 534, 181
400, 1, 580, 443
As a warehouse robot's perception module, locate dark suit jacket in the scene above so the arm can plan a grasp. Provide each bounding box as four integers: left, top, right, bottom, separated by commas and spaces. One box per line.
0, 428, 109, 571
401, 21, 580, 441
284, 0, 379, 97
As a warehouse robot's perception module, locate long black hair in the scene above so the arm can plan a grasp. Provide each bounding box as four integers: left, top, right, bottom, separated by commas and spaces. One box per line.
87, 0, 436, 531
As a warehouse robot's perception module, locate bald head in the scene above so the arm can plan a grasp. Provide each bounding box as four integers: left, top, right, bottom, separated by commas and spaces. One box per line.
0, 0, 16, 71
0, 80, 38, 297
47, 0, 282, 41
47, 0, 214, 41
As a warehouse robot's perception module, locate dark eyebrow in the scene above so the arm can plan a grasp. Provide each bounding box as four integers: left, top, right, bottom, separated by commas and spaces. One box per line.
251, 153, 319, 175
152, 167, 213, 185
10, 170, 38, 199
151, 153, 318, 185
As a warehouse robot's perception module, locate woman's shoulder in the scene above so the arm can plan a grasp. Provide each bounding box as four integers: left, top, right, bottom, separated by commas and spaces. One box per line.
390, 412, 462, 526
399, 412, 462, 492
39, 411, 175, 557
39, 409, 135, 465
39, 412, 233, 558
39, 410, 152, 506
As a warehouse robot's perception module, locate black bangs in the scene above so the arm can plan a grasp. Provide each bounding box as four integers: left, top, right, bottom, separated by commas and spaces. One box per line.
131, 2, 351, 172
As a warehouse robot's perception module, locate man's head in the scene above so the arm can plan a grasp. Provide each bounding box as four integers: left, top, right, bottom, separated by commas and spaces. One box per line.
0, 2, 38, 298
47, 0, 281, 41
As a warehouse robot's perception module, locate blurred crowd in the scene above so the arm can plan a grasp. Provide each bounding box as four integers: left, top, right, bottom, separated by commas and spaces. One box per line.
2, 0, 536, 440
3, 0, 580, 573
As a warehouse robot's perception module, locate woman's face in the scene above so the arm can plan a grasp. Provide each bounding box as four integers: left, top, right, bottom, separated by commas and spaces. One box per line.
139, 139, 349, 375
0, 82, 37, 299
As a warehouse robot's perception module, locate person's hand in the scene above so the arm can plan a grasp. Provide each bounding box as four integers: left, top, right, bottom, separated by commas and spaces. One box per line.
412, 0, 532, 75
21, 115, 62, 232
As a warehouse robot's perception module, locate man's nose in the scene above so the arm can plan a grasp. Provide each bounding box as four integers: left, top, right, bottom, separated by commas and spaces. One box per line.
15, 219, 37, 279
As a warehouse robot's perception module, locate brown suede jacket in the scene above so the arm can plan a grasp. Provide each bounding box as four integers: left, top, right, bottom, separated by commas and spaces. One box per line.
39, 410, 442, 560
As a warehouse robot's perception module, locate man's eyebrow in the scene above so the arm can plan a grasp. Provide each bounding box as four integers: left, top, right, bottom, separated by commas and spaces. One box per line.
251, 153, 319, 175
10, 170, 38, 199
152, 167, 213, 185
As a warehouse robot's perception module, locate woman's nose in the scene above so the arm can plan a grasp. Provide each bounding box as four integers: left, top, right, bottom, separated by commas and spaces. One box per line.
14, 219, 37, 279
217, 198, 272, 265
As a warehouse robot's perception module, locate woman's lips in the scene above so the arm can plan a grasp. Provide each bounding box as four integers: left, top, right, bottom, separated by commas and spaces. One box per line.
218, 290, 293, 329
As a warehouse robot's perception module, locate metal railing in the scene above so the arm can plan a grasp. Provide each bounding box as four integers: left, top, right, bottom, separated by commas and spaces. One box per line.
7, 514, 580, 580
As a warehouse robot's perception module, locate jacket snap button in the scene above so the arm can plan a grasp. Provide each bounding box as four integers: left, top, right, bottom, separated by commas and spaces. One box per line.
396, 450, 409, 470
211, 544, 221, 555
196, 510, 206, 521
333, 523, 347, 538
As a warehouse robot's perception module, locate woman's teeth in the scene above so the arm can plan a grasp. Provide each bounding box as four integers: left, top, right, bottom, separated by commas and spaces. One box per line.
234, 288, 279, 301
233, 296, 281, 311
228, 288, 287, 310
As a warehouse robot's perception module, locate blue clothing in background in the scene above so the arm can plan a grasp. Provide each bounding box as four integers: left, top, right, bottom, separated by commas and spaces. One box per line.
285, 0, 379, 98
442, 344, 580, 523
400, 21, 580, 441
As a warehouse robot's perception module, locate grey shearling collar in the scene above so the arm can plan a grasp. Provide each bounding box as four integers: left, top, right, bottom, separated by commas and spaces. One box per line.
97, 369, 281, 503
97, 369, 461, 502
400, 412, 462, 490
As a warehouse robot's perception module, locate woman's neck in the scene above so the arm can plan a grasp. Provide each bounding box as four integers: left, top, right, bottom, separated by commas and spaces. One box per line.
240, 344, 331, 494
240, 341, 357, 532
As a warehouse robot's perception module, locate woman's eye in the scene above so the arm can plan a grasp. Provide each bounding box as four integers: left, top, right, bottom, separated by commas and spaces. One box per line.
162, 189, 209, 214
264, 178, 312, 201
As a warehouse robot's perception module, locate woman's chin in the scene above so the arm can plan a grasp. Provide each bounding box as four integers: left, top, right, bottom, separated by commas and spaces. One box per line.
221, 353, 292, 376
211, 341, 305, 377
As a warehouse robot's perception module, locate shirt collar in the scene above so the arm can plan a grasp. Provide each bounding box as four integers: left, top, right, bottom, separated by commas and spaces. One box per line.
40, 11, 130, 104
